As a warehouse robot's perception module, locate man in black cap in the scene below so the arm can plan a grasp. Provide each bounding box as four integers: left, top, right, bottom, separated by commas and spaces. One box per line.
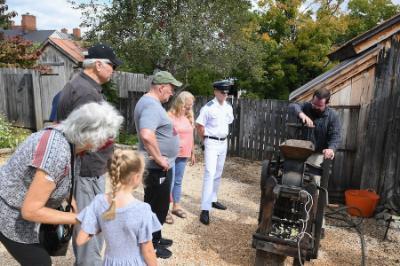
195, 79, 234, 225
57, 43, 122, 266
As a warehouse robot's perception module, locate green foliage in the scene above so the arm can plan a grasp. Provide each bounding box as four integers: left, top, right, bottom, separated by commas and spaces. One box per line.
102, 80, 119, 105
240, 91, 263, 99
71, 0, 264, 94
187, 67, 220, 96
117, 132, 138, 146
0, 114, 31, 149
346, 0, 400, 41
0, 0, 17, 32
71, 0, 400, 100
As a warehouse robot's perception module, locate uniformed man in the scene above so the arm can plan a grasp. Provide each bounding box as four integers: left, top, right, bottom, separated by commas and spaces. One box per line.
196, 79, 234, 225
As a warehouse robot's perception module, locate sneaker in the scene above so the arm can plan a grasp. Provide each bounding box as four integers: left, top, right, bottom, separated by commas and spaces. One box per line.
155, 246, 172, 259
158, 238, 173, 248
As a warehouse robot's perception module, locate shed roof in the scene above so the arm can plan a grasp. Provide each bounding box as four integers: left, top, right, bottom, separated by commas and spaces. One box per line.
328, 13, 400, 61
289, 46, 381, 101
42, 38, 86, 64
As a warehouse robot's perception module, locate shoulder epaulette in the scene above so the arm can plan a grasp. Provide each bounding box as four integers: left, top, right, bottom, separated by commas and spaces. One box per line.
206, 101, 214, 107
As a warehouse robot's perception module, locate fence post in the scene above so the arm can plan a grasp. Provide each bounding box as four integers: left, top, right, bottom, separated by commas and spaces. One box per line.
32, 70, 43, 130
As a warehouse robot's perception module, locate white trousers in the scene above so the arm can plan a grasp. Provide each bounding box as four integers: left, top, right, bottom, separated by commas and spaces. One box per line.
201, 138, 227, 211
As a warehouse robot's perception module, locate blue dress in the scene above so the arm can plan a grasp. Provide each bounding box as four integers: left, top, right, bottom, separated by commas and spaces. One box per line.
77, 194, 162, 266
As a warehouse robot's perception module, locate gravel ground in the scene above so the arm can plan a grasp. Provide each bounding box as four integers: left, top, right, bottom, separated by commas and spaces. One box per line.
1, 152, 399, 265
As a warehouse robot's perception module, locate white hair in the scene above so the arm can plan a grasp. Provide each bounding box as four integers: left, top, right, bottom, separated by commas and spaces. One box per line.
59, 101, 124, 150
82, 59, 111, 69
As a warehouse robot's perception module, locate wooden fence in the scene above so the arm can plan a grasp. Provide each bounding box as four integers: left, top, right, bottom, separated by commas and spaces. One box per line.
0, 68, 41, 129
0, 68, 152, 130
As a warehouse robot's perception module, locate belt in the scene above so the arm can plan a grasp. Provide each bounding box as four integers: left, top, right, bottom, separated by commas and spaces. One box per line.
205, 136, 227, 141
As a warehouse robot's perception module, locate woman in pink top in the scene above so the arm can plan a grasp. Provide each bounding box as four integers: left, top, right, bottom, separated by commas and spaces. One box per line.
167, 91, 195, 222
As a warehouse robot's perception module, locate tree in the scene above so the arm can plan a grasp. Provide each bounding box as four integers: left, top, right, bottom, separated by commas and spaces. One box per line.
71, 0, 265, 95
0, 0, 17, 39
346, 0, 400, 41
253, 0, 351, 99
0, 36, 41, 68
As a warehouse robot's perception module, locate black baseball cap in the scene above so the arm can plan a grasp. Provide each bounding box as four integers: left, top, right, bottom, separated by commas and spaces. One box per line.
85, 44, 123, 67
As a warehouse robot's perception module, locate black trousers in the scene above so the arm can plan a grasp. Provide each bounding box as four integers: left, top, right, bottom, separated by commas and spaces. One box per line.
0, 231, 51, 266
144, 168, 172, 244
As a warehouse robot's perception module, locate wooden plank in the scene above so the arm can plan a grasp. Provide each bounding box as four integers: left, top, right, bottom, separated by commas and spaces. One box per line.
260, 100, 268, 160
354, 23, 400, 55
294, 52, 379, 102
238, 99, 245, 158
32, 71, 44, 130
350, 74, 364, 105
379, 93, 400, 200
0, 72, 6, 116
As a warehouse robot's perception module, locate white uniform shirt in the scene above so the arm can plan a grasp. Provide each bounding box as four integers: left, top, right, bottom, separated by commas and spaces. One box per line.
196, 98, 234, 138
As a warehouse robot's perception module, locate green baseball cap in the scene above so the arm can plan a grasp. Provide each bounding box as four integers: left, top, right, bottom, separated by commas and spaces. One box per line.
152, 71, 182, 87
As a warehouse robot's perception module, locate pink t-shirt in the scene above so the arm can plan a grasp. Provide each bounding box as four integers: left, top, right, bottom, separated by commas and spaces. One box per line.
171, 115, 194, 158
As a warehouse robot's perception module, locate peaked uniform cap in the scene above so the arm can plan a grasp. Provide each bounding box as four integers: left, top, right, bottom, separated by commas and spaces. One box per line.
213, 79, 234, 92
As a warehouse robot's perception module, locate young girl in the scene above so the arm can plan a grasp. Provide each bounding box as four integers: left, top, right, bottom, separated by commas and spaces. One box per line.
76, 149, 161, 266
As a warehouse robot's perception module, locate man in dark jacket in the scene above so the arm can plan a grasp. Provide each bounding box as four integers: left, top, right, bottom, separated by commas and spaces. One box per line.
289, 88, 341, 161
57, 44, 122, 266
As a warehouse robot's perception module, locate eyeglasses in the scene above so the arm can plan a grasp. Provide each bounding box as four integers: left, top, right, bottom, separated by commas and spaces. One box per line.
107, 63, 116, 70
104, 61, 117, 70
97, 59, 117, 70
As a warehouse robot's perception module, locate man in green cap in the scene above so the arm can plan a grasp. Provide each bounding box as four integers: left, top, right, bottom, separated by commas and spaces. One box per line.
133, 71, 182, 259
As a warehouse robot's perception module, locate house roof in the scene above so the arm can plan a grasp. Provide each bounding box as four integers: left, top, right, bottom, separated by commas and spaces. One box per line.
51, 31, 74, 40
42, 38, 86, 64
289, 46, 381, 101
328, 13, 400, 62
0, 28, 56, 44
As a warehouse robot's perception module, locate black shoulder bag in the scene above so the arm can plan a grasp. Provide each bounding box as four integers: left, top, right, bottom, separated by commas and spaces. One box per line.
39, 143, 75, 256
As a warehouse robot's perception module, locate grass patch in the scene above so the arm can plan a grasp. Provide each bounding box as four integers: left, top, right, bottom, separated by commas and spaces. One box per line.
0, 114, 31, 149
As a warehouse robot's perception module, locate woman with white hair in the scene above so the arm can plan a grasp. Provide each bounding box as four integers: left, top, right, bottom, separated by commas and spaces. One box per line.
0, 101, 123, 266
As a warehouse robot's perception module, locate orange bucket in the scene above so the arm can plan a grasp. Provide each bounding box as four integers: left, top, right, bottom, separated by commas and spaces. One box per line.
344, 189, 380, 217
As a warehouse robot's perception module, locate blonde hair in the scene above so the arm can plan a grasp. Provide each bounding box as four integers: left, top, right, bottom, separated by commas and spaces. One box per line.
169, 91, 195, 125
102, 149, 145, 220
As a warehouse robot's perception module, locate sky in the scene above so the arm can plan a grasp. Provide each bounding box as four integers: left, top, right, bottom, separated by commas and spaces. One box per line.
7, 0, 400, 34
7, 0, 85, 32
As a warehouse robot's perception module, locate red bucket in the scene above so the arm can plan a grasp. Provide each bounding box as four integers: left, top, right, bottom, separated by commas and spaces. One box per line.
344, 189, 379, 218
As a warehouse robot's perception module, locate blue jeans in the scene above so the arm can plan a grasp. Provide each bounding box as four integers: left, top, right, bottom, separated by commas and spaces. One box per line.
171, 157, 188, 203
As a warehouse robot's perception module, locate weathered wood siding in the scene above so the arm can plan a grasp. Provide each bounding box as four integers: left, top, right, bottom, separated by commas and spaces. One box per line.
113, 72, 152, 98
0, 67, 152, 130
357, 37, 400, 210
0, 68, 40, 129
38, 45, 80, 121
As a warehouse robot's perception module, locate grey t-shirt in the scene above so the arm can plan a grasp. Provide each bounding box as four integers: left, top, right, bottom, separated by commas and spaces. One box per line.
77, 195, 162, 265
134, 95, 179, 169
